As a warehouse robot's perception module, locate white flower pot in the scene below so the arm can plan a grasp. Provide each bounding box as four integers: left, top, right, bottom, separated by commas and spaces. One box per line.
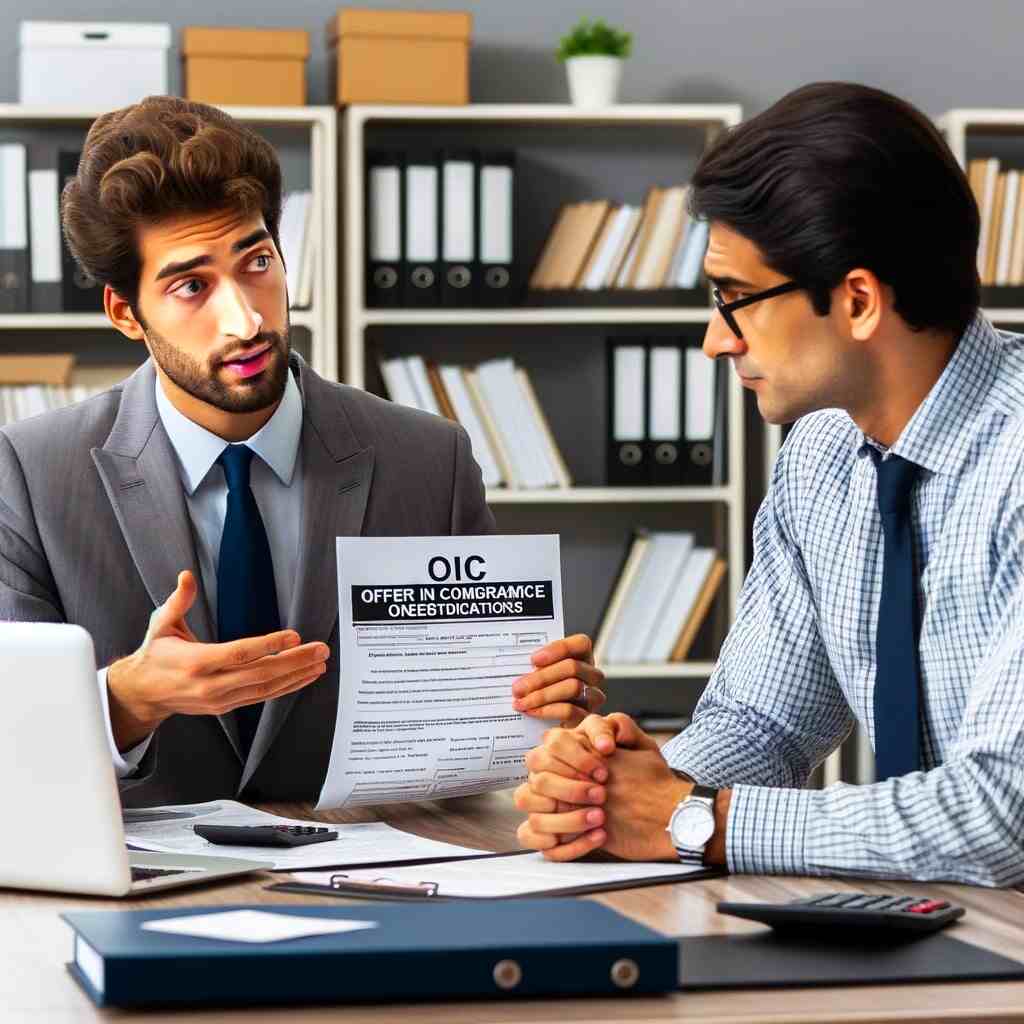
565, 55, 623, 108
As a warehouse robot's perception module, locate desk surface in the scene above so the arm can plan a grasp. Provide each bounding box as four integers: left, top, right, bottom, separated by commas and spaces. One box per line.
5, 790, 1024, 1024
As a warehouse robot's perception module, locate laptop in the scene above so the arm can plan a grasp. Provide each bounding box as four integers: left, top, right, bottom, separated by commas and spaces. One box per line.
0, 622, 272, 895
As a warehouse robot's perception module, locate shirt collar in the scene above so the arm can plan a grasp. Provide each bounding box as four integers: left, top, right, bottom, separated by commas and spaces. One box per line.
155, 366, 303, 495
854, 312, 1001, 475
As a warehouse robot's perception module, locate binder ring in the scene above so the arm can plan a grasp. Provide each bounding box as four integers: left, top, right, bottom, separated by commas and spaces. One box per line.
619, 442, 643, 467
373, 267, 398, 289
448, 266, 471, 288
485, 267, 510, 289
655, 443, 678, 466
493, 959, 523, 990
610, 958, 640, 989
411, 267, 436, 289
691, 443, 713, 467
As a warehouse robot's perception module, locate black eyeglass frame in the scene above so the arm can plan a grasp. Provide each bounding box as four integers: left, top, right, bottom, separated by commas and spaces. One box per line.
712, 280, 803, 340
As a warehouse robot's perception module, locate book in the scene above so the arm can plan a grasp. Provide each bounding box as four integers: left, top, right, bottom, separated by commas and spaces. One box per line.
593, 531, 652, 665
516, 368, 572, 488
670, 557, 727, 662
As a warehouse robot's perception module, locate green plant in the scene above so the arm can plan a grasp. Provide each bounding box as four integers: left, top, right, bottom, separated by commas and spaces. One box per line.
556, 17, 632, 61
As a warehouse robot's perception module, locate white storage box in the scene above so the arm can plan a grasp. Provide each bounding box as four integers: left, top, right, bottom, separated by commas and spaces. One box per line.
19, 21, 171, 107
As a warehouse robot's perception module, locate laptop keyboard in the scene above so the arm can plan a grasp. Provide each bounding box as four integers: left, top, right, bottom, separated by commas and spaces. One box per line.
130, 866, 190, 882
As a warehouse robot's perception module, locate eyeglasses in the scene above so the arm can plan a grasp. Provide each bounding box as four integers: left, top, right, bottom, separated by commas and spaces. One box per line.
712, 280, 803, 340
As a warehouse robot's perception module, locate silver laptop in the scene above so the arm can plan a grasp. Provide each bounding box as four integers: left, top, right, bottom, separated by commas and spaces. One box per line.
0, 622, 272, 895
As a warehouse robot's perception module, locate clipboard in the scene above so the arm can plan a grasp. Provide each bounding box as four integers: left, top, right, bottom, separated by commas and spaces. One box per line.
266, 856, 724, 902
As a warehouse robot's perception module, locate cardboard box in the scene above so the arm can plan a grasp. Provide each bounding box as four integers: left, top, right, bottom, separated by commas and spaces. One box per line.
19, 22, 170, 107
183, 27, 310, 106
326, 8, 471, 106
0, 354, 74, 386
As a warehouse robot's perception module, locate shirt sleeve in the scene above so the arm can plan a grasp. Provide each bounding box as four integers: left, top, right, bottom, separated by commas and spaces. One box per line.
96, 667, 153, 778
722, 498, 1024, 888
662, 427, 855, 793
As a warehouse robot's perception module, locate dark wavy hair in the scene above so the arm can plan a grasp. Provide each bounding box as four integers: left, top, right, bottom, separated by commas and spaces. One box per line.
61, 95, 283, 311
690, 82, 980, 338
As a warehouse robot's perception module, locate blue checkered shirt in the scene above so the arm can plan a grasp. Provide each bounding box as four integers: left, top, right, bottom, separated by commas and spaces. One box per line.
662, 313, 1024, 887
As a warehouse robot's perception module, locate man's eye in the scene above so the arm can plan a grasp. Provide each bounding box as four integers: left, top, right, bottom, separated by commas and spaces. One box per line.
173, 278, 205, 298
249, 253, 272, 271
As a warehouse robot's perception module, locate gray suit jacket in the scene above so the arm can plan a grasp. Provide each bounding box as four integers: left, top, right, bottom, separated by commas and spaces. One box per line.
0, 353, 494, 807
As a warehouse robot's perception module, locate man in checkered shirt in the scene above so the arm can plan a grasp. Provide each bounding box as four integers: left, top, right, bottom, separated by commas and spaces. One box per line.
509, 82, 1024, 886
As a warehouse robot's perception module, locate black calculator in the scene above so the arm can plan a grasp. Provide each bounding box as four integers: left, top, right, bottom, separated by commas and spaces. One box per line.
193, 824, 339, 847
717, 892, 966, 934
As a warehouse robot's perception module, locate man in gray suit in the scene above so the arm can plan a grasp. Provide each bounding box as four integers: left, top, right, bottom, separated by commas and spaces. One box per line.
0, 97, 606, 808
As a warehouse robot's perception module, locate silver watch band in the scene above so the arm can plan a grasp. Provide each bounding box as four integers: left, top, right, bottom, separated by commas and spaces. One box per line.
671, 784, 717, 862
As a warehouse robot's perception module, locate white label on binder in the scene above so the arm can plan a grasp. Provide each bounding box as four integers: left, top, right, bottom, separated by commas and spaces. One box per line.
0, 144, 27, 248
442, 160, 474, 262
141, 910, 378, 944
405, 165, 438, 262
368, 167, 401, 262
480, 166, 512, 264
685, 348, 714, 440
613, 346, 645, 441
28, 169, 61, 282
648, 346, 681, 441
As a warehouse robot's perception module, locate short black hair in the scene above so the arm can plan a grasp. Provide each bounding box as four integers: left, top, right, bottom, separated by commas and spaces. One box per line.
690, 82, 979, 338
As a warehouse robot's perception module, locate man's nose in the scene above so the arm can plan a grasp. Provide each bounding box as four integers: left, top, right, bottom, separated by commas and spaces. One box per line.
215, 279, 262, 340
703, 309, 747, 360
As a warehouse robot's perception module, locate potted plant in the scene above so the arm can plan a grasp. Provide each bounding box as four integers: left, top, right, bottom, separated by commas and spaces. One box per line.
557, 17, 632, 108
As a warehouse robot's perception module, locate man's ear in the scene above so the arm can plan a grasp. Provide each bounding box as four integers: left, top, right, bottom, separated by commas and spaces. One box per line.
840, 267, 885, 342
104, 285, 146, 342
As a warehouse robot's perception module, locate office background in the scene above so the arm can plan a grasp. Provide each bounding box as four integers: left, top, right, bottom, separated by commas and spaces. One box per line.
1, 0, 1016, 724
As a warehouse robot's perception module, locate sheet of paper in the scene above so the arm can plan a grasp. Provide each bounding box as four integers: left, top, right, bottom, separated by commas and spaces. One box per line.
141, 910, 378, 944
123, 800, 490, 870
290, 853, 709, 899
316, 535, 561, 810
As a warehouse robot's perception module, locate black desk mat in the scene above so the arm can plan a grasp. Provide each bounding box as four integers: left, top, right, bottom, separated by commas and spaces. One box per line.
678, 931, 1024, 990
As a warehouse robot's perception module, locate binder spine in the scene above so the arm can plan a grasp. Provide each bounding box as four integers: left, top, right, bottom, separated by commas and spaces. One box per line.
365, 150, 404, 308
606, 340, 649, 486
403, 151, 441, 307
478, 150, 517, 307
681, 342, 715, 486
440, 148, 477, 307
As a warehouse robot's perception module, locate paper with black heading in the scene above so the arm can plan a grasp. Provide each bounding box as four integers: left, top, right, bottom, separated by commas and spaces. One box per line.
316, 535, 560, 810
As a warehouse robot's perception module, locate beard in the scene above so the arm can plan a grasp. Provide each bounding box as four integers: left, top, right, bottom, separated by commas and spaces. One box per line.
142, 320, 291, 414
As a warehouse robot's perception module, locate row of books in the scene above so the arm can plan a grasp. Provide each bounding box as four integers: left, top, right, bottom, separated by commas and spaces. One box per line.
529, 185, 708, 292
0, 382, 106, 426
0, 140, 317, 313
594, 530, 726, 665
378, 354, 570, 490
968, 158, 1024, 286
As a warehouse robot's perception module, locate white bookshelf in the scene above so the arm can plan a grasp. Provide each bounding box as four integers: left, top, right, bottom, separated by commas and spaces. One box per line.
0, 104, 338, 381
342, 103, 744, 684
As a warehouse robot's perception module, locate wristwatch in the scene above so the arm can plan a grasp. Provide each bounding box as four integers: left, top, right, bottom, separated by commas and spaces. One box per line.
666, 784, 718, 864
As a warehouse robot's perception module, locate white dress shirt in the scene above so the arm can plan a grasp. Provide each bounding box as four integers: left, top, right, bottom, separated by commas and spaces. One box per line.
98, 368, 304, 776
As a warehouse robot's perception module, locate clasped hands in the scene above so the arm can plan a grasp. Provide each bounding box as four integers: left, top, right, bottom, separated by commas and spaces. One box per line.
513, 712, 696, 862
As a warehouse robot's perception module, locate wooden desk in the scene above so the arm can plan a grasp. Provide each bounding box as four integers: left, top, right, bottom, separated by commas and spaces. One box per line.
5, 791, 1024, 1023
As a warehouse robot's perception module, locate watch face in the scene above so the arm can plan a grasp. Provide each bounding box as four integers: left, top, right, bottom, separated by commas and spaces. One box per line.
670, 800, 715, 850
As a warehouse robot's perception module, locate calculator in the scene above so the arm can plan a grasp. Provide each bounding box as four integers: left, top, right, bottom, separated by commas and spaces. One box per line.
717, 892, 966, 934
193, 824, 339, 847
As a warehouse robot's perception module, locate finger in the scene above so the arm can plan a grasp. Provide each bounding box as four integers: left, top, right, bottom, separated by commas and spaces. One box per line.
604, 712, 659, 751
538, 729, 609, 781
517, 820, 558, 852
514, 677, 588, 712
527, 771, 605, 805
540, 829, 607, 862
512, 784, 557, 814
529, 634, 594, 670
207, 631, 316, 672
512, 657, 603, 699
527, 806, 604, 835
577, 713, 620, 755
211, 642, 332, 693
145, 570, 198, 646
217, 660, 328, 714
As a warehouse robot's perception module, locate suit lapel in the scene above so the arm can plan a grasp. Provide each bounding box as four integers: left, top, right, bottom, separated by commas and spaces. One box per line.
239, 356, 374, 791
91, 361, 242, 763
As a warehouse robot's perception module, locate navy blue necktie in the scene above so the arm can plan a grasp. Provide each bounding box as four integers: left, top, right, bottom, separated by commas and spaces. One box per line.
217, 444, 280, 758
872, 452, 923, 781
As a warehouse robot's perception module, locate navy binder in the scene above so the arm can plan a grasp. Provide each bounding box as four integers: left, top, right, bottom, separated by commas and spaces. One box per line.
63, 900, 678, 1008
365, 149, 404, 308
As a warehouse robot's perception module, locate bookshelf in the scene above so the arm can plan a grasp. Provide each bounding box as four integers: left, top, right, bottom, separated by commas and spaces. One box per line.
0, 103, 338, 382
342, 103, 744, 691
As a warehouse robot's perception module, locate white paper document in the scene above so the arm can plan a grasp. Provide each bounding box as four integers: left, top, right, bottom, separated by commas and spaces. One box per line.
123, 800, 489, 871
141, 910, 378, 944
290, 852, 709, 899
316, 535, 562, 810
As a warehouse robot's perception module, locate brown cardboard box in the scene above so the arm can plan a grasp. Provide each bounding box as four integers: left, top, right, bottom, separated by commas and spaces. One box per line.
183, 27, 310, 106
326, 8, 471, 106
0, 354, 74, 386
